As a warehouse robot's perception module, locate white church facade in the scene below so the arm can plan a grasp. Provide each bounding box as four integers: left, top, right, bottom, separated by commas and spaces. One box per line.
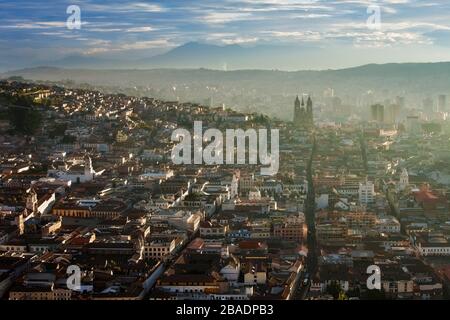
48, 155, 97, 184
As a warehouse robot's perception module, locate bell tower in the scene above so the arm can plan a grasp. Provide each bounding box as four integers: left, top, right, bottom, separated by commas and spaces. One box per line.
294, 94, 314, 130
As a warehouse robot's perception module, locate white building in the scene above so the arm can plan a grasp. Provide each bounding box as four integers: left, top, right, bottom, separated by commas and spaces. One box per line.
248, 188, 262, 201
416, 239, 450, 256
138, 170, 174, 182
243, 263, 267, 285
48, 156, 96, 184
358, 180, 376, 206
151, 209, 201, 233
219, 256, 240, 283
316, 193, 329, 209
144, 238, 176, 260
376, 216, 401, 234
239, 175, 254, 195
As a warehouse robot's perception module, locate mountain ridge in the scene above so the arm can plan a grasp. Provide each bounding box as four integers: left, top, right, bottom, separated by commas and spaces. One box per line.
3, 40, 450, 73
5, 61, 450, 75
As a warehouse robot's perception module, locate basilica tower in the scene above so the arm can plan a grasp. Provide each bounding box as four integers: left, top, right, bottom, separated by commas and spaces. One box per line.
293, 95, 314, 129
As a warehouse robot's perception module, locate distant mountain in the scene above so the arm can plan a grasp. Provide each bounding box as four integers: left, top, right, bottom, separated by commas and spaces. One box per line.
4, 62, 450, 89
3, 41, 450, 72
1, 42, 324, 71
129, 41, 321, 70
50, 55, 123, 69
134, 42, 244, 69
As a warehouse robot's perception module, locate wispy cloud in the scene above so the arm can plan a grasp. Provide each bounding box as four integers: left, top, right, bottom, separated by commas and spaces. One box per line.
84, 2, 167, 13
202, 12, 258, 24
0, 0, 450, 68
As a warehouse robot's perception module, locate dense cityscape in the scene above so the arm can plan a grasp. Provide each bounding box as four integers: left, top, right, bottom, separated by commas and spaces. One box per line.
2, 0, 450, 311
0, 78, 449, 301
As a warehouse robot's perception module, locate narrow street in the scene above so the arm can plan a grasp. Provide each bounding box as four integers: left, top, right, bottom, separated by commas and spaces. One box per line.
294, 133, 318, 300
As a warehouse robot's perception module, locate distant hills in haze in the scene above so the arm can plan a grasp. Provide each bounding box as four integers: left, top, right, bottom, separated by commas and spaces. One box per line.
1, 42, 328, 71
2, 55, 450, 119
3, 41, 450, 78
132, 41, 322, 70
3, 61, 450, 94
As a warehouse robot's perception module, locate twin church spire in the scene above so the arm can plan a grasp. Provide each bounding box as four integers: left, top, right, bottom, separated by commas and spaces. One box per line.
294, 94, 314, 129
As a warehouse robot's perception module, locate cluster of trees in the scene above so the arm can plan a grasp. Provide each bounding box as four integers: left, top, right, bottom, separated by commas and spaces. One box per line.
61, 135, 76, 144
253, 113, 271, 126
422, 122, 442, 134
8, 94, 35, 107
1, 93, 43, 135
326, 281, 348, 300
48, 123, 67, 138
7, 106, 42, 135
325, 281, 387, 300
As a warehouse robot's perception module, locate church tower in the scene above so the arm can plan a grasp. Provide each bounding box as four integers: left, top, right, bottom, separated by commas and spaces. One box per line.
84, 155, 95, 181
307, 96, 313, 127
399, 168, 409, 191
295, 95, 301, 109
294, 96, 301, 124
293, 94, 314, 130
26, 188, 38, 213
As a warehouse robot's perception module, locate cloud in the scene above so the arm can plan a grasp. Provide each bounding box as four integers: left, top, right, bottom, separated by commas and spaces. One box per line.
126, 26, 155, 33
83, 39, 175, 55
261, 30, 323, 41
85, 2, 166, 13
1, 0, 450, 68
0, 21, 73, 29
221, 37, 259, 44
202, 12, 257, 24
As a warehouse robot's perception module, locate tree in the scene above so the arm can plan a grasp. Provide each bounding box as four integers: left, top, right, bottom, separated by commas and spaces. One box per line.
365, 288, 386, 300
61, 135, 76, 144
422, 123, 442, 134
347, 287, 360, 299
48, 123, 68, 138
254, 114, 270, 126
326, 281, 343, 300
8, 106, 42, 135
338, 291, 348, 300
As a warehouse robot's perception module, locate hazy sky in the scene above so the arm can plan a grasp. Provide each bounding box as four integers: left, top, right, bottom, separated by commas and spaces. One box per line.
1, 0, 450, 70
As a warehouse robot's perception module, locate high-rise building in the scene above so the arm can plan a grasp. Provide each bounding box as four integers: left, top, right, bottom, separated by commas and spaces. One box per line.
323, 88, 335, 98
438, 95, 447, 112
370, 104, 384, 123
423, 97, 433, 111
385, 104, 401, 124
406, 115, 421, 135
358, 180, 376, 206
395, 96, 405, 109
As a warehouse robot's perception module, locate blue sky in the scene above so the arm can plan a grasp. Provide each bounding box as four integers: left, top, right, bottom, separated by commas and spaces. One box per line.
1, 0, 450, 70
